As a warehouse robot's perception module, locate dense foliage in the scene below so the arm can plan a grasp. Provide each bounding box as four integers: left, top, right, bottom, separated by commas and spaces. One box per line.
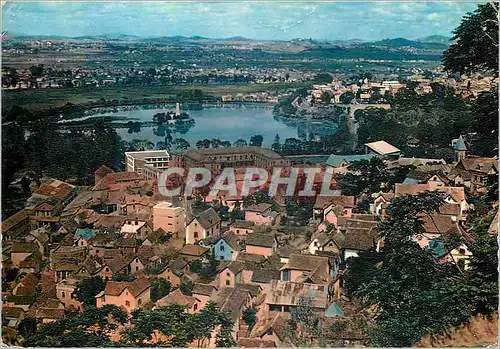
75, 277, 106, 308
121, 302, 236, 347
24, 305, 128, 347
343, 192, 498, 346
150, 277, 172, 302
443, 3, 499, 75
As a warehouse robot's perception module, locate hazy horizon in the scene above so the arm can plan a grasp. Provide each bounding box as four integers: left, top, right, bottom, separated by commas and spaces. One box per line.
2, 1, 483, 41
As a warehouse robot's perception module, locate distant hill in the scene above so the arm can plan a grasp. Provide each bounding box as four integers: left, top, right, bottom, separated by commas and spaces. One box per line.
371, 37, 448, 50
4, 33, 450, 50
225, 36, 253, 41
416, 35, 450, 44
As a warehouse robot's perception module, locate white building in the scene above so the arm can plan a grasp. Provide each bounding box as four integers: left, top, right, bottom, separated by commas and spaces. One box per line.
125, 150, 170, 176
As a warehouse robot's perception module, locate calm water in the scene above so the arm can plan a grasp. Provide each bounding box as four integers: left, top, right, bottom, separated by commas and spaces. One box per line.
78, 105, 338, 147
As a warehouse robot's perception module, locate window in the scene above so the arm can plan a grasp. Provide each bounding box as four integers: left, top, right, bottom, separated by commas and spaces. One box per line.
136, 266, 139, 271
125, 301, 130, 307
220, 245, 225, 251
282, 269, 291, 281
105, 267, 109, 272
138, 299, 142, 306
194, 304, 198, 311
236, 229, 240, 234
226, 272, 230, 277
194, 232, 199, 239
459, 248, 466, 255
226, 280, 230, 286
62, 291, 66, 298
167, 276, 170, 280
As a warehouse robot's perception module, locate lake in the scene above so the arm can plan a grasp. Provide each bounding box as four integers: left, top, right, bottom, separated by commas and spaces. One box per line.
75, 104, 338, 147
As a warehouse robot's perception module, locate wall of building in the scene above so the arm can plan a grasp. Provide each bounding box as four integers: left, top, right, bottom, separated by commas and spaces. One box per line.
245, 245, 273, 257
214, 240, 236, 261
153, 204, 186, 238
245, 211, 273, 225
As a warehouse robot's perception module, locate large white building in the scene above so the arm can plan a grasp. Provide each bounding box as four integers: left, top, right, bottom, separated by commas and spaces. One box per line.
125, 150, 170, 178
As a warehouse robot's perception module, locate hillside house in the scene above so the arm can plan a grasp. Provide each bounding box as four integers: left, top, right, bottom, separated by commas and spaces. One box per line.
95, 277, 151, 312
185, 207, 222, 244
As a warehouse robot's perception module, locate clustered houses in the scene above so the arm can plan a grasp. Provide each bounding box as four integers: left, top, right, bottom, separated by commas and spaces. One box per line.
306, 75, 499, 106
1, 136, 496, 346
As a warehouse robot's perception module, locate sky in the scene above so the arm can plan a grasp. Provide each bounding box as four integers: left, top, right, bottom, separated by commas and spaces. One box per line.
2, 1, 483, 41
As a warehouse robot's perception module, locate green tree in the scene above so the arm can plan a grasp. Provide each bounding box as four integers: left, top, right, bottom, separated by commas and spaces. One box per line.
469, 87, 498, 156
180, 280, 194, 296
271, 134, 281, 152
112, 274, 136, 282
339, 91, 355, 104
24, 305, 127, 347
443, 3, 498, 74
150, 277, 172, 302
337, 157, 393, 196
457, 230, 498, 315
345, 192, 471, 346
249, 134, 264, 147
283, 296, 321, 346
215, 310, 237, 347
17, 317, 37, 339
211, 138, 222, 148
75, 276, 106, 308
313, 73, 333, 84
242, 307, 257, 329
173, 138, 190, 150
320, 91, 332, 104
233, 139, 247, 147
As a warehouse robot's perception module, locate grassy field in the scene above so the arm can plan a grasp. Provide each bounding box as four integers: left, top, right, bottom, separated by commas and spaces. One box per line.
2, 83, 303, 112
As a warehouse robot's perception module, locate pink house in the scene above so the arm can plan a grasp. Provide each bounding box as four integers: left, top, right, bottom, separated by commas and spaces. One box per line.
244, 203, 275, 226
155, 289, 202, 314
313, 195, 355, 222
280, 254, 331, 284
228, 220, 255, 236
244, 233, 277, 257
218, 261, 244, 288
250, 269, 281, 294
192, 283, 218, 310
95, 277, 151, 312
185, 207, 222, 244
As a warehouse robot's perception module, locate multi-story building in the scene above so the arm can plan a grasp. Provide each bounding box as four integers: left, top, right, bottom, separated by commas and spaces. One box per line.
172, 147, 290, 175
125, 150, 170, 177
152, 201, 186, 239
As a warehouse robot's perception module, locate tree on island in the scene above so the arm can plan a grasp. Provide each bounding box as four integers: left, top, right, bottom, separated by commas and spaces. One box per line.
221, 140, 232, 148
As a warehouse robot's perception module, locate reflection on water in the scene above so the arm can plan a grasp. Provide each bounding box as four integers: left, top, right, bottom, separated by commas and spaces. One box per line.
75, 105, 339, 146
